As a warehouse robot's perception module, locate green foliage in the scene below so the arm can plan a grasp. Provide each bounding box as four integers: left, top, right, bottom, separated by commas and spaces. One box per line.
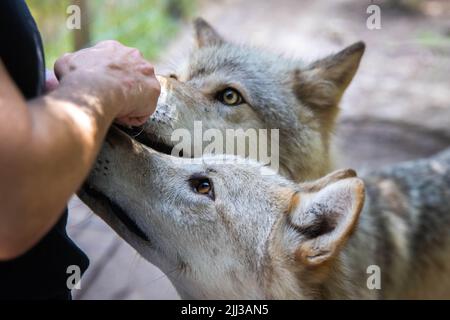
27, 0, 196, 68
416, 31, 450, 49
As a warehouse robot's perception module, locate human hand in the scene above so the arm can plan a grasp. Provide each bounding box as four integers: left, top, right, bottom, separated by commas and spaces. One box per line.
45, 69, 59, 92
54, 40, 160, 126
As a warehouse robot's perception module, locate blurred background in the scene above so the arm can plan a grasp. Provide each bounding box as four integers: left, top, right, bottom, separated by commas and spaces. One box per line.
27, 0, 449, 299
28, 0, 196, 67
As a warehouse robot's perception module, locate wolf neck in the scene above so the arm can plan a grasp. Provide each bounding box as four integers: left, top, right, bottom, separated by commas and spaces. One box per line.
265, 202, 384, 300
280, 128, 335, 183
320, 204, 382, 299
171, 277, 265, 300
318, 191, 411, 300
281, 148, 334, 183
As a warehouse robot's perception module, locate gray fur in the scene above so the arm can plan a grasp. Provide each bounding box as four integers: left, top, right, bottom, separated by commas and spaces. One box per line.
139, 18, 365, 182
79, 125, 450, 299
79, 19, 449, 299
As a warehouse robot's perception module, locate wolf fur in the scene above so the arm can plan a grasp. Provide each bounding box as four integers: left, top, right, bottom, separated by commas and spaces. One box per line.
80, 127, 450, 299
138, 18, 365, 182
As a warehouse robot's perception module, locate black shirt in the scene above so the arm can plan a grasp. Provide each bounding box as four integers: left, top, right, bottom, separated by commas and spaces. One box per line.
0, 0, 89, 299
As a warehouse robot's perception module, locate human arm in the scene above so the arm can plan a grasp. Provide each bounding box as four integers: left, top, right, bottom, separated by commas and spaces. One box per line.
0, 40, 160, 260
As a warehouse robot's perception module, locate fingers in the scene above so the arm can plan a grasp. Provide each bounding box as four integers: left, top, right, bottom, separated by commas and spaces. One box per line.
53, 40, 161, 127
128, 48, 143, 59
115, 78, 160, 127
139, 63, 155, 76
125, 47, 155, 77
54, 53, 71, 80
115, 114, 151, 127
96, 39, 121, 47
44, 69, 59, 92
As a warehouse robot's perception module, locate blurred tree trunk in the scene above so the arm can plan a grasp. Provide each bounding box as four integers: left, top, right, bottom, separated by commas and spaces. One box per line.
166, 0, 183, 20
386, 0, 422, 12
72, 0, 91, 50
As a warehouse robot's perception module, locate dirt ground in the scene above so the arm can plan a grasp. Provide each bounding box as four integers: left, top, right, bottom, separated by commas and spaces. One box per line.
68, 0, 450, 299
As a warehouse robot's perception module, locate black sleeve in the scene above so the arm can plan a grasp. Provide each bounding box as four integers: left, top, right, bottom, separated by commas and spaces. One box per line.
0, 0, 89, 300
0, 0, 46, 99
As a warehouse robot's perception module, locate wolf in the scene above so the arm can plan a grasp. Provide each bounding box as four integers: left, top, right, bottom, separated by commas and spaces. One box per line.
136, 18, 365, 182
80, 127, 450, 299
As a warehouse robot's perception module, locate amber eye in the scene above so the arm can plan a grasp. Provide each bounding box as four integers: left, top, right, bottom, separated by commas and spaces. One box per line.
218, 88, 244, 106
196, 181, 211, 194
189, 177, 214, 199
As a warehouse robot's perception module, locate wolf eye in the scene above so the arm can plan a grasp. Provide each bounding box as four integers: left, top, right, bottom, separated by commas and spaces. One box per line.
189, 177, 214, 199
217, 88, 244, 106
196, 181, 211, 194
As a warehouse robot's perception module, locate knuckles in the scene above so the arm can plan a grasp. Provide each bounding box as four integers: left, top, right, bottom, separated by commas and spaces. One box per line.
97, 39, 121, 47
140, 63, 156, 76
129, 48, 143, 58
153, 78, 162, 96
53, 40, 161, 102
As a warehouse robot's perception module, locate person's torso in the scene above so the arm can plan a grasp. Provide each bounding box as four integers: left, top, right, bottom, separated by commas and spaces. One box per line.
0, 0, 89, 300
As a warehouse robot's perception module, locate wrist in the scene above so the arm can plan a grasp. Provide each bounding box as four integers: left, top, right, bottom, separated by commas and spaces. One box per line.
55, 71, 123, 120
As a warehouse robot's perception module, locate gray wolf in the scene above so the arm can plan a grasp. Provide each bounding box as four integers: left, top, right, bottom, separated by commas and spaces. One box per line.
136, 18, 365, 182
80, 127, 450, 299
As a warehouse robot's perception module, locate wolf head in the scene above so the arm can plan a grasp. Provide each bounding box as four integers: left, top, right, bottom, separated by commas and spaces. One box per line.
80, 127, 365, 299
139, 18, 365, 181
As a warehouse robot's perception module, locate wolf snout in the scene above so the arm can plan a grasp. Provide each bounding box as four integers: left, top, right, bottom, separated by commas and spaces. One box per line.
92, 157, 111, 178
105, 125, 135, 149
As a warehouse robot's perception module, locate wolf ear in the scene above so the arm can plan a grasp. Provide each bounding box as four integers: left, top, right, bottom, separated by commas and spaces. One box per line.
286, 174, 365, 267
293, 42, 365, 111
194, 17, 224, 48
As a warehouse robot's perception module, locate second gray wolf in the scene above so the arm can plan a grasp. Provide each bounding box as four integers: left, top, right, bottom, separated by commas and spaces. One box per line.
80, 127, 450, 299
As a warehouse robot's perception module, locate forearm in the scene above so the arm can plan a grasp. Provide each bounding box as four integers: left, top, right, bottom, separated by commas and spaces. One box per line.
0, 40, 159, 260
0, 70, 119, 259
